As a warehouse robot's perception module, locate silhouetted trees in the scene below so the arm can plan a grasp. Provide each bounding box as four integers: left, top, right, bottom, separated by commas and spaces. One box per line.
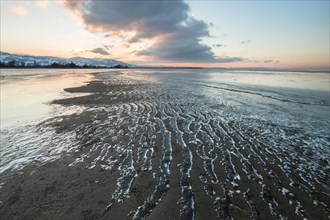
7, 60, 17, 67
0, 60, 130, 69
113, 64, 129, 68
0, 61, 6, 68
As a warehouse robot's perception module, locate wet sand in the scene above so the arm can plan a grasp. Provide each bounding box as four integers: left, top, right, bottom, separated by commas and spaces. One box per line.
0, 73, 329, 219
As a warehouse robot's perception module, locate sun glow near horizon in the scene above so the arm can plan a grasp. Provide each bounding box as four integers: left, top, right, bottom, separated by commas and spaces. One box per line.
0, 0, 329, 70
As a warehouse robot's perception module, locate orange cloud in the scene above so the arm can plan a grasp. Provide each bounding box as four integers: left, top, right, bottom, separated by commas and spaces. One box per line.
8, 5, 28, 16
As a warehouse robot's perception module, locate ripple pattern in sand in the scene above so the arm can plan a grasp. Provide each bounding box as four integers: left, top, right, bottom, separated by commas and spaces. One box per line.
2, 75, 329, 219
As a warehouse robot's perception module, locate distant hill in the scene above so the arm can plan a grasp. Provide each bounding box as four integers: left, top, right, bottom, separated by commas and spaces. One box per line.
0, 51, 131, 68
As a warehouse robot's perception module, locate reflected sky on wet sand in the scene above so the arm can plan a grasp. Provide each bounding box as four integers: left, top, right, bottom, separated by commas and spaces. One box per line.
1, 68, 329, 129
0, 69, 102, 129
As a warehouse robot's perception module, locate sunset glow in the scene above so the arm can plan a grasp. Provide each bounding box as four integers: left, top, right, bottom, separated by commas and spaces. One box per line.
1, 0, 329, 69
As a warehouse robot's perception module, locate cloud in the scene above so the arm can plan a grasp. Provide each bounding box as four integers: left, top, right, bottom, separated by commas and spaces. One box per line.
104, 45, 114, 49
35, 0, 48, 8
90, 47, 110, 56
263, 59, 279, 63
240, 40, 252, 44
72, 47, 110, 56
8, 5, 28, 16
214, 56, 243, 63
247, 59, 279, 64
63, 0, 240, 63
137, 17, 217, 62
213, 44, 223, 48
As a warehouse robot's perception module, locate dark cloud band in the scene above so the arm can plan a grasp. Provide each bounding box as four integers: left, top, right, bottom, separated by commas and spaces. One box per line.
90, 47, 109, 56
64, 0, 241, 63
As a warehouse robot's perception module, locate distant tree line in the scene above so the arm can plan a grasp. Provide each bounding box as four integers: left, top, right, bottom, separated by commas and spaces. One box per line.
0, 60, 129, 69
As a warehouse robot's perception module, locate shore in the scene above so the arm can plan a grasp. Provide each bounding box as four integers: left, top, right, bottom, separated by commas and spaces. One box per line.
0, 72, 329, 219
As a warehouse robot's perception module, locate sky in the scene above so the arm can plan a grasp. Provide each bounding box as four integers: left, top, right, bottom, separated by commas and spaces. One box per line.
0, 0, 329, 70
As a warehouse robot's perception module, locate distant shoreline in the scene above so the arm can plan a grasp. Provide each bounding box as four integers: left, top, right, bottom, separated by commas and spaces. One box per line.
0, 66, 329, 73
0, 64, 130, 69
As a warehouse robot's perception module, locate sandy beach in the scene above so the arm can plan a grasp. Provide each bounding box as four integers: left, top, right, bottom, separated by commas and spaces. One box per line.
0, 70, 329, 220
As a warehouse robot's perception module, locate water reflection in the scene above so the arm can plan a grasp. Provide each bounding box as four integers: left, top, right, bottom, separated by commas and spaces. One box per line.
208, 70, 330, 91
0, 69, 104, 129
121, 69, 329, 91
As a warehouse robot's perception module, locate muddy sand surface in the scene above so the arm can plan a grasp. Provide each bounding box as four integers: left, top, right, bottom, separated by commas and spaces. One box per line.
0, 73, 329, 220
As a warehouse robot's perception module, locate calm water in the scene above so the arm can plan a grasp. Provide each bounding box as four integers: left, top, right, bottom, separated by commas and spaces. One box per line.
0, 69, 102, 129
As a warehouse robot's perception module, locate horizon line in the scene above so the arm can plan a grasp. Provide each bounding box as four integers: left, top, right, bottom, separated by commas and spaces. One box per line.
1, 50, 329, 72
